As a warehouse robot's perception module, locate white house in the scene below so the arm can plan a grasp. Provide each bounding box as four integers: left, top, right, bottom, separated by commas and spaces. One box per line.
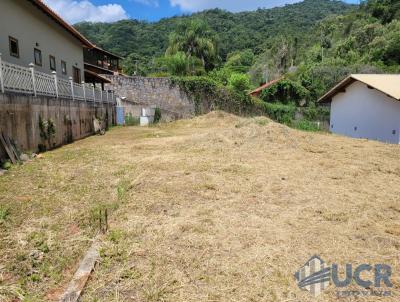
319, 74, 400, 144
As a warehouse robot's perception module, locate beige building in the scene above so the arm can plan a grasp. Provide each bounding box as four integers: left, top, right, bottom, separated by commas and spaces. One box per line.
0, 0, 93, 82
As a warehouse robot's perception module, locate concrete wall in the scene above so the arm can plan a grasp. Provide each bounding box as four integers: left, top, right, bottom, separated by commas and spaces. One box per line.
0, 93, 115, 159
104, 75, 195, 120
330, 81, 400, 144
0, 0, 84, 80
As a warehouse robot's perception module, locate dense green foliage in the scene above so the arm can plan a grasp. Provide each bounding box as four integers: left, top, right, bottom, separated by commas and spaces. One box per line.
251, 0, 400, 103
260, 79, 308, 106
166, 19, 218, 72
75, 0, 352, 75
365, 0, 400, 24
228, 73, 251, 93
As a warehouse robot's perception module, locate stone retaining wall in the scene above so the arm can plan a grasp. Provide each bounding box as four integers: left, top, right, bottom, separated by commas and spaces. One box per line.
104, 75, 195, 119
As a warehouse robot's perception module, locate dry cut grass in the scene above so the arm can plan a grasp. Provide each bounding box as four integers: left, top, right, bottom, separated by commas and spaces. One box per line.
1, 111, 400, 301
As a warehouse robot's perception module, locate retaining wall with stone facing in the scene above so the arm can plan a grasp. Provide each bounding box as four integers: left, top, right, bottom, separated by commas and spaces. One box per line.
104, 75, 195, 120
0, 93, 115, 160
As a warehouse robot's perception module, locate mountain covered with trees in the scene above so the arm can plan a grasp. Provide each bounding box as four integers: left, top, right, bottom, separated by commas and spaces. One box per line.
75, 0, 353, 75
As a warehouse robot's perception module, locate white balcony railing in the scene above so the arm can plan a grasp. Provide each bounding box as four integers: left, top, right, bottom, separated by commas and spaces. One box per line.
0, 53, 116, 104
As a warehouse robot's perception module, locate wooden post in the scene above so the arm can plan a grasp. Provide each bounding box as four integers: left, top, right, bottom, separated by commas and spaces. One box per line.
52, 71, 58, 98
82, 81, 86, 101
0, 53, 4, 93
29, 63, 37, 97
69, 76, 74, 101
92, 84, 95, 104
105, 208, 108, 232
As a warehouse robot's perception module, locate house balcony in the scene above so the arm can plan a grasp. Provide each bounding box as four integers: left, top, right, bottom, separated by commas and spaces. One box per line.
0, 53, 116, 104
84, 46, 123, 75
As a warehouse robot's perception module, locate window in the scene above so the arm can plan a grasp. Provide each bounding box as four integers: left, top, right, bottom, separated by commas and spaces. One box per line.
9, 36, 19, 58
72, 66, 81, 83
61, 60, 67, 75
34, 48, 42, 66
49, 55, 56, 71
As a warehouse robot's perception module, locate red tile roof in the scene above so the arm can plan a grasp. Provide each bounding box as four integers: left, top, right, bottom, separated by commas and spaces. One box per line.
250, 77, 284, 96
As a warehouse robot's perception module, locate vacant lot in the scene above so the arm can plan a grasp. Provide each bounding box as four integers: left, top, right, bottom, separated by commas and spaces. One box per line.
1, 112, 400, 301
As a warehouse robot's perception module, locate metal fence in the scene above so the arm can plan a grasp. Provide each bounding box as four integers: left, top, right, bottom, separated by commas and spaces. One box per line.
0, 53, 116, 104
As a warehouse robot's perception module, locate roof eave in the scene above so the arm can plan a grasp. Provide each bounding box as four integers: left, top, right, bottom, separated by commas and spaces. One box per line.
318, 75, 400, 103
92, 46, 124, 60
317, 76, 356, 103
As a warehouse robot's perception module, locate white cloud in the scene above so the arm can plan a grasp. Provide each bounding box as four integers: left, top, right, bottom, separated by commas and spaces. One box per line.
43, 0, 128, 24
169, 0, 303, 12
132, 0, 160, 7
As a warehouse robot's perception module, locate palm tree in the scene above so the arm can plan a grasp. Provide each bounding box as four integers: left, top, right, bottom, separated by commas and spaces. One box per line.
166, 19, 218, 72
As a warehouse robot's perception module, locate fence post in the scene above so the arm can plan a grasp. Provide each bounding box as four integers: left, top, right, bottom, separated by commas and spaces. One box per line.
106, 90, 109, 103
52, 71, 58, 98
69, 77, 74, 101
29, 63, 37, 97
82, 81, 86, 101
100, 90, 103, 102
0, 53, 4, 93
92, 84, 96, 104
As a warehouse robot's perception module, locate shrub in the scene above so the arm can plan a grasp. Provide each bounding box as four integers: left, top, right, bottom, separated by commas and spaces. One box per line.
208, 68, 233, 86
228, 73, 251, 93
292, 119, 321, 132
260, 102, 296, 124
0, 205, 10, 222
124, 113, 140, 126
301, 105, 330, 121
170, 76, 254, 115
2, 160, 12, 170
260, 79, 309, 106
154, 107, 162, 123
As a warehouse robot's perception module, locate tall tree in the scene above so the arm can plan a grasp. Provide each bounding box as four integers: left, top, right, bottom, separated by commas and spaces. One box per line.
166, 19, 218, 71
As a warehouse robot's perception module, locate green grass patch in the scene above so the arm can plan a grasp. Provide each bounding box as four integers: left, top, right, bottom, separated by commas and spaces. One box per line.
0, 205, 10, 222
291, 119, 322, 132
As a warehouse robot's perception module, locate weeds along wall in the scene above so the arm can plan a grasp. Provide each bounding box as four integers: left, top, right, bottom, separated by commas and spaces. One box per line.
105, 75, 263, 119
104, 75, 329, 130
0, 93, 115, 159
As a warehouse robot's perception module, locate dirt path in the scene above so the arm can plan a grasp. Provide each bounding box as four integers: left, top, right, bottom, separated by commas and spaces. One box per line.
1, 112, 400, 301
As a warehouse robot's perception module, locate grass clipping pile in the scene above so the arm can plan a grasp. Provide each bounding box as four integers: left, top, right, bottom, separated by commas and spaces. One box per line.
81, 111, 399, 302
0, 111, 399, 301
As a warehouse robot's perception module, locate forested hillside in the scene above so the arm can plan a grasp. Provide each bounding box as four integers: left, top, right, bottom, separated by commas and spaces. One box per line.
75, 0, 353, 74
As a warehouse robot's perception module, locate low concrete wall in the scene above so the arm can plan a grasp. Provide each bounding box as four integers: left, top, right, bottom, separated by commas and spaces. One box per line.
104, 75, 195, 120
0, 93, 115, 160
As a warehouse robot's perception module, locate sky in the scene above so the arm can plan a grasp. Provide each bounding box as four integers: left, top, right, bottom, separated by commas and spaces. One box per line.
43, 0, 361, 24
